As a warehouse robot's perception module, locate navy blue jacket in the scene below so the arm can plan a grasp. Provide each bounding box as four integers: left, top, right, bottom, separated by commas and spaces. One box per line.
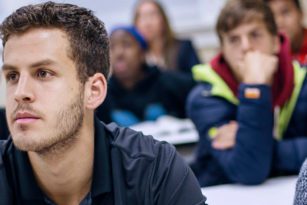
187, 79, 307, 186
0, 119, 206, 204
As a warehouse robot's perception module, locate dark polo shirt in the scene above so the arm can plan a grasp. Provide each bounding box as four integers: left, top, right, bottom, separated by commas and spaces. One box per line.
9, 119, 113, 204
0, 108, 9, 140
0, 118, 207, 205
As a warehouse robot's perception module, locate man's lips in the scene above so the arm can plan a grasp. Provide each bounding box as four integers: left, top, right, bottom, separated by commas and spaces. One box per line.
14, 112, 40, 124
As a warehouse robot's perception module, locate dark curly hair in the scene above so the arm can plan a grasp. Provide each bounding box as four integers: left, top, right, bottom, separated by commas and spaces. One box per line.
0, 1, 110, 83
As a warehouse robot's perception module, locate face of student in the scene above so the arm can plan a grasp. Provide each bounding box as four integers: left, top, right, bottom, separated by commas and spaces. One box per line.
221, 20, 279, 77
110, 30, 145, 81
135, 1, 165, 42
268, 0, 303, 44
3, 28, 86, 153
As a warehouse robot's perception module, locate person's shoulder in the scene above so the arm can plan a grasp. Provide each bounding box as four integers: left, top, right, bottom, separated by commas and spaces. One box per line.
300, 159, 307, 174
188, 83, 212, 103
294, 159, 307, 205
176, 38, 193, 45
186, 81, 235, 122
105, 122, 176, 161
104, 122, 207, 205
176, 38, 195, 50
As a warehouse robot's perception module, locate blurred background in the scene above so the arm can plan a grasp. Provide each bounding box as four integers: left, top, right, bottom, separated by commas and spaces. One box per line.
0, 0, 307, 106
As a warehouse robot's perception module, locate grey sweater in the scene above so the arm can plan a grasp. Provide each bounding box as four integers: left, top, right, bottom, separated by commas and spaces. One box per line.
294, 159, 307, 205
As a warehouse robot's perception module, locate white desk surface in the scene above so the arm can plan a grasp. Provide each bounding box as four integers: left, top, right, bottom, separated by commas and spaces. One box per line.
201, 175, 298, 205
130, 116, 199, 145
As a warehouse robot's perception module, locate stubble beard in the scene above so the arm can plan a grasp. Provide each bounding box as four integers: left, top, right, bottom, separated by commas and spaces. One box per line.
13, 89, 85, 157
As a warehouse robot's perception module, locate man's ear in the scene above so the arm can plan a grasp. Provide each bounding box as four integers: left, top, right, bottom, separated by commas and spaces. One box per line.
84, 73, 107, 110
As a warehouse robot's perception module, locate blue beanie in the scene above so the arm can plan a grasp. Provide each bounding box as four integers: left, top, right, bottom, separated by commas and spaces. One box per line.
110, 26, 148, 50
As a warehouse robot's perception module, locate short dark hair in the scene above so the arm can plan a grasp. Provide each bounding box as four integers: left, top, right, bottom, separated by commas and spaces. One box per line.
264, 0, 302, 12
216, 0, 278, 43
0, 1, 110, 83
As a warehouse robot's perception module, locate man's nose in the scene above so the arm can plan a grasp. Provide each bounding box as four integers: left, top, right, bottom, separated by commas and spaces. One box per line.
275, 15, 284, 31
241, 36, 252, 53
14, 75, 35, 103
112, 45, 124, 57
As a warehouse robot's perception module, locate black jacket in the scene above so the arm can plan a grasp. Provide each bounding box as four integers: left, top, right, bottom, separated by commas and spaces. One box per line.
97, 65, 195, 126
0, 119, 206, 205
0, 108, 9, 140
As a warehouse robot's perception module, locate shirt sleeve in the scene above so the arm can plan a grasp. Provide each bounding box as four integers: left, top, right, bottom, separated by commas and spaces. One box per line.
187, 83, 275, 185
274, 137, 307, 173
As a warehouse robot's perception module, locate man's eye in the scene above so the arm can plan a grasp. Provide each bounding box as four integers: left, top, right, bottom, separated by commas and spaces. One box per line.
228, 36, 239, 44
6, 72, 19, 82
281, 8, 290, 16
36, 70, 52, 79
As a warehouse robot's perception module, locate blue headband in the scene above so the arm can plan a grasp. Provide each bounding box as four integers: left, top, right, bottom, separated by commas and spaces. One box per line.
110, 26, 148, 50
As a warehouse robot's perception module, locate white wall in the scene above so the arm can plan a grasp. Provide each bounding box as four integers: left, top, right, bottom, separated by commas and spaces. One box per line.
0, 0, 306, 107
0, 0, 226, 107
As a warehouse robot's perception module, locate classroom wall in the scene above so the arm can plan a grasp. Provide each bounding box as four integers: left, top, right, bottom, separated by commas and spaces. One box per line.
0, 0, 306, 107
191, 0, 307, 63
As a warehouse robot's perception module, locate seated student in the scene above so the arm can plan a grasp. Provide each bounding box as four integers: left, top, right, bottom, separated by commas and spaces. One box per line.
133, 0, 201, 73
266, 0, 307, 66
0, 2, 206, 204
96, 26, 195, 126
0, 107, 9, 139
187, 0, 307, 187
294, 158, 307, 205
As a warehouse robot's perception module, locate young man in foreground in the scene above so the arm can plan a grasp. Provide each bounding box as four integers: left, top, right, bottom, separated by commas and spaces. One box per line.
0, 2, 206, 204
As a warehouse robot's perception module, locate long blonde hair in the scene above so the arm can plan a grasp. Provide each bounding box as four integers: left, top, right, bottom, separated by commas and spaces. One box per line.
133, 0, 179, 69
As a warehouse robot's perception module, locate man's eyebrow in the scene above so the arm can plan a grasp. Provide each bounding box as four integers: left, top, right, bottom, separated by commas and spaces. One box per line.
2, 59, 57, 72
2, 64, 16, 72
29, 59, 56, 68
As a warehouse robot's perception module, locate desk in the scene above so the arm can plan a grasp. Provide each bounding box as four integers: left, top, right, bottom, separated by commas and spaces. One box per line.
130, 116, 199, 161
130, 116, 199, 145
201, 176, 298, 205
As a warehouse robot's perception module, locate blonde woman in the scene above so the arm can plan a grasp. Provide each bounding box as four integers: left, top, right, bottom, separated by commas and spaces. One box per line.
133, 0, 201, 73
